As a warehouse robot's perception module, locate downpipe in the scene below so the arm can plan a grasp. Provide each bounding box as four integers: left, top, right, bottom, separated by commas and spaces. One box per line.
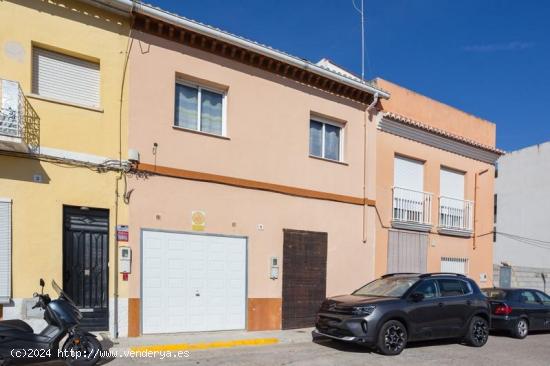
362, 93, 379, 244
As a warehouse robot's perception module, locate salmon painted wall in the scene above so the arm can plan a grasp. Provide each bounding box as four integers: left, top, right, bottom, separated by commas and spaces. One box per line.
374, 79, 496, 286
126, 30, 379, 303
128, 31, 375, 198
375, 131, 495, 284
375, 78, 496, 147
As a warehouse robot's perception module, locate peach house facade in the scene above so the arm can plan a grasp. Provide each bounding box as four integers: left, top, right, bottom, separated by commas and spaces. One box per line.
69, 1, 504, 337
123, 8, 387, 335
373, 79, 502, 286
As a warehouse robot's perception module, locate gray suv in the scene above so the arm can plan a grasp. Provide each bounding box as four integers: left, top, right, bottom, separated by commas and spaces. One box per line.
313, 273, 490, 355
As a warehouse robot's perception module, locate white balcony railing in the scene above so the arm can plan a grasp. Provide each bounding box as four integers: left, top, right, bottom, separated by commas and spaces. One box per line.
0, 78, 40, 152
392, 187, 433, 227
439, 196, 474, 232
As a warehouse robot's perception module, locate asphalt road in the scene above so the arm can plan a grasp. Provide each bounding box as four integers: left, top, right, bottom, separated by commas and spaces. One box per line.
103, 332, 550, 366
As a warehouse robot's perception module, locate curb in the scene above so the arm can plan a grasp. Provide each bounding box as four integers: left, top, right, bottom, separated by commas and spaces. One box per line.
129, 338, 280, 352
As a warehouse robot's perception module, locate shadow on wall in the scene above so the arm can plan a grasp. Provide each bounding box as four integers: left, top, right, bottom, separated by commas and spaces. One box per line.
7, 0, 128, 35
0, 156, 51, 184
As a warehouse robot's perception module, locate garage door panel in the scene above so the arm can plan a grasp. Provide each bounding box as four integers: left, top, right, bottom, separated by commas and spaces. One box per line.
142, 231, 246, 334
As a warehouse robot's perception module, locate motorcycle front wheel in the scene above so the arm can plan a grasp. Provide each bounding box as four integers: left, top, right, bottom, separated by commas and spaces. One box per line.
62, 334, 102, 366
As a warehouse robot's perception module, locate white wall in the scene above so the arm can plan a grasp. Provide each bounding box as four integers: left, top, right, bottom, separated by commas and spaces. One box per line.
494, 142, 550, 269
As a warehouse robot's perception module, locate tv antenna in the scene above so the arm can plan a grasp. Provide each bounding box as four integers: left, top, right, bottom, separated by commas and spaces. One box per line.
352, 0, 365, 80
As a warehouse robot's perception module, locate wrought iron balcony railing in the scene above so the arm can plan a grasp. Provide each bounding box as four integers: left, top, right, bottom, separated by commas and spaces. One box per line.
0, 78, 40, 153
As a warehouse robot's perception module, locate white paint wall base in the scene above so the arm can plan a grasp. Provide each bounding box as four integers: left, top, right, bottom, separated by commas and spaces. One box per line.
2, 297, 129, 338
109, 297, 128, 338
1, 298, 47, 332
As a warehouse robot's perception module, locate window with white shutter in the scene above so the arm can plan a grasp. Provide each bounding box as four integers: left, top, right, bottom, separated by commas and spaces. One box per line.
32, 47, 100, 108
441, 257, 469, 275
440, 167, 465, 200
394, 156, 424, 192
0, 199, 12, 304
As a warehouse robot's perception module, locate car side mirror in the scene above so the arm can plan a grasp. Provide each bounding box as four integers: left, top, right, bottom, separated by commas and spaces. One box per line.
410, 292, 425, 302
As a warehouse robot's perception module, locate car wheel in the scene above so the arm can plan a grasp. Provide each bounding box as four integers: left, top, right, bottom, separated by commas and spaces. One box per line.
376, 320, 408, 356
511, 318, 529, 339
464, 316, 489, 347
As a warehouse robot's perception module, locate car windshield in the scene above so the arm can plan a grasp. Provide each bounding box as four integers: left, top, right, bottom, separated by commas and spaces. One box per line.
353, 277, 418, 297
482, 289, 507, 300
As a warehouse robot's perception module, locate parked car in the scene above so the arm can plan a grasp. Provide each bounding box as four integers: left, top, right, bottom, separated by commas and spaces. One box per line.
482, 287, 550, 339
313, 273, 490, 355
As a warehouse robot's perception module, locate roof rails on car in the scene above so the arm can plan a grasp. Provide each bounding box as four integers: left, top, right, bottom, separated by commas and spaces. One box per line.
381, 272, 420, 278
419, 272, 466, 278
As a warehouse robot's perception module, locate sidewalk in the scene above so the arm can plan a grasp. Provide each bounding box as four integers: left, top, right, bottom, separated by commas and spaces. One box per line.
107, 328, 315, 353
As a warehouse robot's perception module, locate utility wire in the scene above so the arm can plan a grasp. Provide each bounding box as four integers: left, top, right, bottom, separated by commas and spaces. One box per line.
495, 231, 550, 250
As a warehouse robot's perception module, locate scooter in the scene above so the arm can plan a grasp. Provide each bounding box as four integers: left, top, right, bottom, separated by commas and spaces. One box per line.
0, 279, 102, 365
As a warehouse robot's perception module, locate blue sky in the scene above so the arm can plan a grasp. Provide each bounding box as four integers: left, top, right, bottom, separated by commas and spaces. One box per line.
152, 0, 550, 151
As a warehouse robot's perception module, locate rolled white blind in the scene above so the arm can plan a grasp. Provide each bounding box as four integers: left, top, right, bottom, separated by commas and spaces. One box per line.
0, 200, 12, 304
32, 47, 100, 107
394, 156, 424, 191
440, 168, 465, 200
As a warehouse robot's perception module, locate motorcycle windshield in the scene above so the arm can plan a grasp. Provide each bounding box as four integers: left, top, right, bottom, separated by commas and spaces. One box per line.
52, 280, 75, 304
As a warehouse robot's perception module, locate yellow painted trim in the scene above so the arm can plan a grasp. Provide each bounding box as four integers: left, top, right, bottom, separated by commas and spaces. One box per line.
130, 338, 279, 352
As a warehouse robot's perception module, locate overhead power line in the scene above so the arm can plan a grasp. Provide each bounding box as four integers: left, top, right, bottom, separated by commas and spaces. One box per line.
495, 231, 550, 250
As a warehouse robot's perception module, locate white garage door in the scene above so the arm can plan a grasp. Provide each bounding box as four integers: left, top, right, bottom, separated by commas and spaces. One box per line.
142, 231, 246, 334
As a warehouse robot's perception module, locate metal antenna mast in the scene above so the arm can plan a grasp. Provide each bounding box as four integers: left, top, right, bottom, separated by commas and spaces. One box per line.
352, 0, 365, 80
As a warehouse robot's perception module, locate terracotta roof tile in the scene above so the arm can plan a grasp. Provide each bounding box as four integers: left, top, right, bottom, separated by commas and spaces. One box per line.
383, 111, 505, 155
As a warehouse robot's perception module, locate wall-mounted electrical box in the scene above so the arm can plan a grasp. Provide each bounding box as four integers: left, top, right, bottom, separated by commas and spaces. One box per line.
119, 246, 131, 274
479, 272, 488, 283
270, 256, 279, 279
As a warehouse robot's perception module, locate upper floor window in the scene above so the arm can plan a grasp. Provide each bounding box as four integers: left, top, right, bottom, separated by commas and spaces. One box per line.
309, 117, 343, 162
174, 81, 226, 136
440, 167, 465, 201
32, 47, 100, 108
394, 156, 424, 191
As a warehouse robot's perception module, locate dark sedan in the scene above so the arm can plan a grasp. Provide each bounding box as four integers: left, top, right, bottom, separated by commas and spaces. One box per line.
482, 287, 550, 338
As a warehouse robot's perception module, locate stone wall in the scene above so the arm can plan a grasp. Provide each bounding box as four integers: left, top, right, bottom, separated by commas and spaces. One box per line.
493, 264, 550, 292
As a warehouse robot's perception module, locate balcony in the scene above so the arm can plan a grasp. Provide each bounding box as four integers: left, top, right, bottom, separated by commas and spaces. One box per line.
392, 187, 433, 232
438, 196, 474, 237
0, 78, 40, 153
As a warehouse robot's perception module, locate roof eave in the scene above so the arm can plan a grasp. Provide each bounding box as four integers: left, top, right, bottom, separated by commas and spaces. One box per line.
87, 0, 390, 99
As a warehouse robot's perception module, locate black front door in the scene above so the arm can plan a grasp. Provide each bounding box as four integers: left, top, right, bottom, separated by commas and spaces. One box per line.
63, 206, 109, 331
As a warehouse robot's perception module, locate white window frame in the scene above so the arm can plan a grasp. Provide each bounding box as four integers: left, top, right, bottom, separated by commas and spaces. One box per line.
309, 116, 345, 162
174, 79, 227, 137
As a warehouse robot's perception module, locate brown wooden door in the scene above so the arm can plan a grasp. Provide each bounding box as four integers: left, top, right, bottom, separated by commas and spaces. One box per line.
282, 229, 327, 329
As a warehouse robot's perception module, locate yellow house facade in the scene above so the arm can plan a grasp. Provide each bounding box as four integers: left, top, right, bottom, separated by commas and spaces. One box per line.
0, 0, 130, 337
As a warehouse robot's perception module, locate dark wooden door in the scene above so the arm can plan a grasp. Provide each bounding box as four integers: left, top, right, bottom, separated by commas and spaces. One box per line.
282, 229, 327, 329
63, 206, 109, 331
